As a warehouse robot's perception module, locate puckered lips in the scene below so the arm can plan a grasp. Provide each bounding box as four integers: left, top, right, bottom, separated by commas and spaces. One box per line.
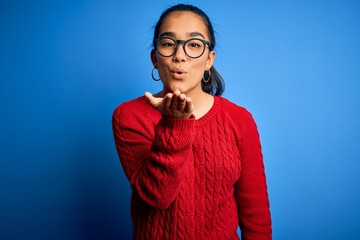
170, 67, 187, 80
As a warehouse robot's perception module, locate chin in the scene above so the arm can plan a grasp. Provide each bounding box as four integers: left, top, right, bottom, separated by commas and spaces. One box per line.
172, 85, 191, 94
163, 78, 200, 94
164, 82, 186, 93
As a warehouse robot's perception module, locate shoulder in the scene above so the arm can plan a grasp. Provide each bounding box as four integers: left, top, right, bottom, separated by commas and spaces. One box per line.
217, 96, 254, 120
112, 96, 159, 126
216, 96, 258, 132
113, 96, 146, 117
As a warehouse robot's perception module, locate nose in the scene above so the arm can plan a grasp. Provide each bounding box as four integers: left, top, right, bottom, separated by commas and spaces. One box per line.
172, 42, 186, 62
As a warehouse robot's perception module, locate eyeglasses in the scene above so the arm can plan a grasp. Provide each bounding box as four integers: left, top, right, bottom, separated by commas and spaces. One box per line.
155, 37, 210, 59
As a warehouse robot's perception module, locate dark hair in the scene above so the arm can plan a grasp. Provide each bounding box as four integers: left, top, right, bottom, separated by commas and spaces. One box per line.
152, 4, 225, 96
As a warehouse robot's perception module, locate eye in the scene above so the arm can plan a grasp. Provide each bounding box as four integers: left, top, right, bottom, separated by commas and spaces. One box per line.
189, 43, 201, 48
187, 39, 203, 48
158, 38, 176, 48
161, 42, 175, 47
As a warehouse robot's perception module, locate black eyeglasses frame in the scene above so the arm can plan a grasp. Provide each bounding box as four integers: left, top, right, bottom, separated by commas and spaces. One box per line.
155, 37, 210, 59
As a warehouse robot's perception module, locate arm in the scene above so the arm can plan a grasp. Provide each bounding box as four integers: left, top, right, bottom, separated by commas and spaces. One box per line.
112, 94, 195, 209
235, 110, 272, 239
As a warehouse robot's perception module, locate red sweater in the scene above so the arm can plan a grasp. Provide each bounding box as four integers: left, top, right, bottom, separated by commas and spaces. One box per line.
112, 96, 272, 240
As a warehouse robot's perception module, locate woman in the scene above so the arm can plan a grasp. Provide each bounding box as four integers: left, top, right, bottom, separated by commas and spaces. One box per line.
112, 4, 272, 239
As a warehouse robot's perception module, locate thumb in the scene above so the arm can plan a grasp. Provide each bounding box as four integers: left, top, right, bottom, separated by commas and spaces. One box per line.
144, 92, 161, 108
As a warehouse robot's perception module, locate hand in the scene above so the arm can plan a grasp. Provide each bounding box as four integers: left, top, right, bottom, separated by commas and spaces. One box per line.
145, 90, 194, 119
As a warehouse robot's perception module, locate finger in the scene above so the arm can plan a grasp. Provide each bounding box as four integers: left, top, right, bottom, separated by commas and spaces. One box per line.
184, 97, 194, 113
173, 89, 181, 95
177, 93, 187, 110
170, 91, 180, 109
144, 92, 155, 105
144, 92, 161, 108
163, 93, 173, 109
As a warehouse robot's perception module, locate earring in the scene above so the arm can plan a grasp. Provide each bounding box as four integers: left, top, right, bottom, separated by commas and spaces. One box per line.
152, 67, 161, 81
202, 69, 211, 83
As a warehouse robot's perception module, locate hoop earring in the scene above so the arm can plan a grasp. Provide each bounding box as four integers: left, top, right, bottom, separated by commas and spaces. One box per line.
202, 69, 211, 83
152, 67, 161, 81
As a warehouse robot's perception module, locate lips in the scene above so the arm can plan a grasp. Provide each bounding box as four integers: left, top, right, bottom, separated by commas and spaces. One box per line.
171, 68, 187, 80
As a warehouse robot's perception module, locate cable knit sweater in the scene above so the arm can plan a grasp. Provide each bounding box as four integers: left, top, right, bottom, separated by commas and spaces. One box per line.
112, 95, 272, 240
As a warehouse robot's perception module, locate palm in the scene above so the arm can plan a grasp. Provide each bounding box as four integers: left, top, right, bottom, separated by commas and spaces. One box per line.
145, 91, 194, 119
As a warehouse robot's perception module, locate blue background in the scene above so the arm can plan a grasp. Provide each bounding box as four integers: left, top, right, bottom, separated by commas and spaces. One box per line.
1, 0, 360, 239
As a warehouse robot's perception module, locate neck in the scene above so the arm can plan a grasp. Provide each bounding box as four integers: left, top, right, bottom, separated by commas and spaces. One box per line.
188, 90, 211, 107
179, 88, 214, 119
191, 92, 214, 119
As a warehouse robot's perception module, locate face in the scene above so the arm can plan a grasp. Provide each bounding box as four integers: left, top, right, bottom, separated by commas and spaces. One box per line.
151, 11, 216, 95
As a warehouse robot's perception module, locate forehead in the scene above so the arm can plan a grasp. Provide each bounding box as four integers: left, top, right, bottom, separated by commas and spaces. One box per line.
159, 11, 208, 39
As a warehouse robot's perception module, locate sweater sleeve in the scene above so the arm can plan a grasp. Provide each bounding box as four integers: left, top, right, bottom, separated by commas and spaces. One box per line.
112, 102, 195, 209
235, 110, 272, 239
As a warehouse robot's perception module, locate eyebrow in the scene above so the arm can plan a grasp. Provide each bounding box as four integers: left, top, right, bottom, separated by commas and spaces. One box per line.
159, 31, 206, 39
189, 32, 206, 39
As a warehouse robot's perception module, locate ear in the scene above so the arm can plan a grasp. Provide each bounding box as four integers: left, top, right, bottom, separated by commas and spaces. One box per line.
205, 50, 216, 70
150, 49, 157, 68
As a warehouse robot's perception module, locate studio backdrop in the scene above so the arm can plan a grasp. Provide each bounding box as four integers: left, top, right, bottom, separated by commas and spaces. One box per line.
1, 0, 360, 239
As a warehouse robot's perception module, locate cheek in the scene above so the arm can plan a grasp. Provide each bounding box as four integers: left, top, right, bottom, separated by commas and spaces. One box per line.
155, 57, 167, 68
190, 60, 207, 77
155, 59, 169, 78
